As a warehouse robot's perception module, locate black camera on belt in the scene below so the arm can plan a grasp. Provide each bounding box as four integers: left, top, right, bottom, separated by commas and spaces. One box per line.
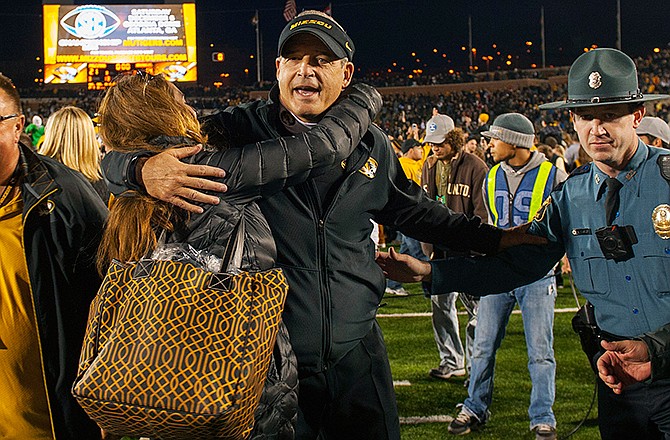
595, 224, 638, 262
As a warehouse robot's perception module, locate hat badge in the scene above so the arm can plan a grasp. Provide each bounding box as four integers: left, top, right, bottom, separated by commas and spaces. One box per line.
588, 71, 602, 89
428, 122, 437, 133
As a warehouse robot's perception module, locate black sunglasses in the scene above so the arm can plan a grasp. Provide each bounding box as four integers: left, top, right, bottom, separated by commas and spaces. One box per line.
0, 113, 18, 122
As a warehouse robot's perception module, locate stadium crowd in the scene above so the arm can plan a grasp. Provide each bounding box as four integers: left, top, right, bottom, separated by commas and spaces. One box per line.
18, 48, 670, 151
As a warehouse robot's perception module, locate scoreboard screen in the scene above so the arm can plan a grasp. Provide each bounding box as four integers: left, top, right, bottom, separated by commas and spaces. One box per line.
43, 3, 197, 86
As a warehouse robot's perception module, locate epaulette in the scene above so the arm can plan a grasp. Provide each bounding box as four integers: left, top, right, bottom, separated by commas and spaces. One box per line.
657, 155, 670, 184
550, 162, 591, 193
568, 162, 592, 178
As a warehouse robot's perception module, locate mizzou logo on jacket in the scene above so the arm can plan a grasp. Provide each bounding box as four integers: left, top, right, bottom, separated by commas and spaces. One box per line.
341, 157, 378, 179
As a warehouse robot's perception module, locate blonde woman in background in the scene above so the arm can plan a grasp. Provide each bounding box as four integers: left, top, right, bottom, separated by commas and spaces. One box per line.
38, 106, 110, 202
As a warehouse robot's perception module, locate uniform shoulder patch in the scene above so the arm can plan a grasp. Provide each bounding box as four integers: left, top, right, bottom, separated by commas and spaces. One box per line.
657, 155, 670, 183
533, 195, 552, 222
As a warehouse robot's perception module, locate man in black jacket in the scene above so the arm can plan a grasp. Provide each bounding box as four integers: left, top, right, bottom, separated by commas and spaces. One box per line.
102, 11, 539, 440
0, 74, 107, 438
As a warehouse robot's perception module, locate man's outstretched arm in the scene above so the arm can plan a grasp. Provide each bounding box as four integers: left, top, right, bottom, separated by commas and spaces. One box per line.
377, 239, 564, 296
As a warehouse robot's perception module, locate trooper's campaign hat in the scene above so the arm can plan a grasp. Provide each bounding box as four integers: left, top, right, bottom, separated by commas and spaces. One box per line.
540, 48, 669, 110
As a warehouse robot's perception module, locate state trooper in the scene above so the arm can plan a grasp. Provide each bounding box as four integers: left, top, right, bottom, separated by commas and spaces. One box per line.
376, 48, 670, 440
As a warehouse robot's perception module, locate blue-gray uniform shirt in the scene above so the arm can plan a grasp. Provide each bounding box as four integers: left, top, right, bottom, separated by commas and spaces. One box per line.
432, 141, 670, 339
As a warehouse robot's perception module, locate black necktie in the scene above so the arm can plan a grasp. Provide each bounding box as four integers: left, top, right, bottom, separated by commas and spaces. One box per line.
604, 177, 623, 225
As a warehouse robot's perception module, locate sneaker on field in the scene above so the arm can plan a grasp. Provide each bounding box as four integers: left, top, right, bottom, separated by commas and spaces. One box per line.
429, 365, 466, 380
385, 287, 409, 296
532, 424, 557, 440
448, 407, 486, 435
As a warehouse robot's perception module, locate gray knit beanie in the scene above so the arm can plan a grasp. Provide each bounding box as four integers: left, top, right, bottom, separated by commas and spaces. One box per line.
481, 113, 535, 149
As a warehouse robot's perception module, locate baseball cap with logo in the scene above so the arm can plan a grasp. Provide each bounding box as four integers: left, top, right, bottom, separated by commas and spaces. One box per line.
278, 11, 355, 61
540, 48, 669, 109
423, 114, 455, 144
636, 117, 670, 145
481, 113, 535, 149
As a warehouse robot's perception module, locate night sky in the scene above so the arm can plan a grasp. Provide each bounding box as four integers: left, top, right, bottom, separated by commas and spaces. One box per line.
2, 0, 670, 87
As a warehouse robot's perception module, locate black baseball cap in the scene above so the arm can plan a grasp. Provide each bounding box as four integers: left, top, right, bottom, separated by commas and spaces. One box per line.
401, 138, 421, 154
278, 12, 355, 61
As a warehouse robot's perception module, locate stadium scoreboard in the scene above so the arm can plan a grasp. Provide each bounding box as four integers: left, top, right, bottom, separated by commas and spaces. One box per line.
43, 3, 197, 88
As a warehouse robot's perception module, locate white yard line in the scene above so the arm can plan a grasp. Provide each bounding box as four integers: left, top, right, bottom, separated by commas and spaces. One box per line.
399, 415, 454, 425
378, 307, 578, 318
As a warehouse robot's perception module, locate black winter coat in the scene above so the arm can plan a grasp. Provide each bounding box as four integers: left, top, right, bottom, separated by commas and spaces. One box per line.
199, 85, 502, 375
18, 143, 108, 439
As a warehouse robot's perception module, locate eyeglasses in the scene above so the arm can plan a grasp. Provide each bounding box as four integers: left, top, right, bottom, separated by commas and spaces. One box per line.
136, 70, 158, 96
0, 114, 18, 122
136, 69, 157, 82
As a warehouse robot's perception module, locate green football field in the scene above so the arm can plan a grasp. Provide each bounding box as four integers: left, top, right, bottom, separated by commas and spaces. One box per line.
379, 278, 601, 439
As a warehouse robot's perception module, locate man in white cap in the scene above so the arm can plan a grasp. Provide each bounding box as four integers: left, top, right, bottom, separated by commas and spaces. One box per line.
424, 113, 455, 145
636, 116, 670, 149
420, 125, 488, 383
377, 48, 670, 440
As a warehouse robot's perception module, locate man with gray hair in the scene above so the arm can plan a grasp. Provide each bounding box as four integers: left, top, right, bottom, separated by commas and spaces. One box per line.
100, 9, 543, 440
0, 73, 106, 438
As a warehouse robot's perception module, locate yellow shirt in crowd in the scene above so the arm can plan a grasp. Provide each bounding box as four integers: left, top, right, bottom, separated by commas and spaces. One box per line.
0, 190, 53, 438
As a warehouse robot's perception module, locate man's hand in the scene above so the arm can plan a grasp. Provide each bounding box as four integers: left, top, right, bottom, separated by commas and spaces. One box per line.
375, 247, 432, 283
498, 223, 548, 251
560, 254, 572, 274
141, 145, 227, 213
597, 339, 651, 394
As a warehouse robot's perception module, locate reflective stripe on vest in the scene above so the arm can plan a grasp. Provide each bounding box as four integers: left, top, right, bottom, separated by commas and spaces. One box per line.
486, 161, 556, 228
486, 163, 502, 226
529, 162, 553, 219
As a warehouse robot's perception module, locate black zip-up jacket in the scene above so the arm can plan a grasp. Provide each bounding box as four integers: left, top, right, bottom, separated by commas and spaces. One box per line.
17, 143, 107, 439
201, 86, 502, 374
104, 85, 502, 376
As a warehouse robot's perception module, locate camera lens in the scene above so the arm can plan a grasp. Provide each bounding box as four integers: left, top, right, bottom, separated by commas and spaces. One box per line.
602, 236, 619, 251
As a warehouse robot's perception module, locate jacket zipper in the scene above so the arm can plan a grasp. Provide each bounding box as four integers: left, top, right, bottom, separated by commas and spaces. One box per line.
301, 181, 332, 371
312, 158, 367, 369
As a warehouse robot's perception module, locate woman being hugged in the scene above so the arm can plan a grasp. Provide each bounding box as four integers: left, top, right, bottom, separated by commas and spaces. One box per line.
94, 72, 381, 439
